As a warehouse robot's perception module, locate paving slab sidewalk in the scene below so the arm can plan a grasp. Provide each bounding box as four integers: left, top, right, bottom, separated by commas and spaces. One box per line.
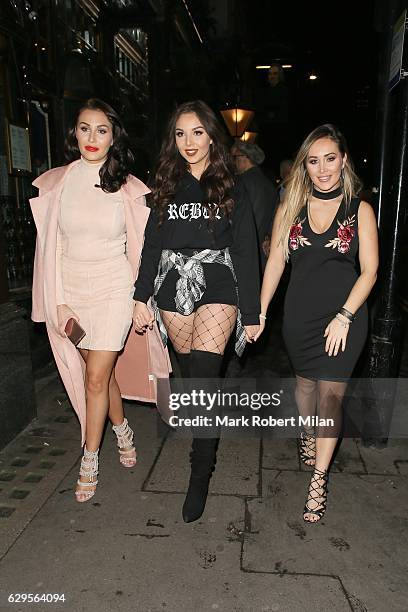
0, 356, 407, 611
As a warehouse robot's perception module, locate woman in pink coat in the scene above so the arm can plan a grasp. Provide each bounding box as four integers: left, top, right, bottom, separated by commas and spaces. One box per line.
30, 98, 170, 502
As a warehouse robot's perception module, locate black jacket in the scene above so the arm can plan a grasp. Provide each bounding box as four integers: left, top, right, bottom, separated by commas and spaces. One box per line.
239, 166, 278, 267
133, 172, 260, 325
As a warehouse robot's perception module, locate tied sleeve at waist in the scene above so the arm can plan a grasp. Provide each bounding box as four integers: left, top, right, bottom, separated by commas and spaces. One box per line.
152, 249, 247, 356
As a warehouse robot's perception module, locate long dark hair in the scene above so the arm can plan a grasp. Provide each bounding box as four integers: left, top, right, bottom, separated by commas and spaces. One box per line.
152, 100, 235, 223
64, 98, 134, 193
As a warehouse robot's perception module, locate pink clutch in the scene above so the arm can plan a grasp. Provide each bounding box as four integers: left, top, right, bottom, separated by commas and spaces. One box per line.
64, 318, 86, 346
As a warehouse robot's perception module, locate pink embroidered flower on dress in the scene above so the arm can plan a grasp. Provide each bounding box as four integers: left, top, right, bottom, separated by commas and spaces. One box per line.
289, 218, 311, 251
325, 214, 356, 254
338, 241, 350, 254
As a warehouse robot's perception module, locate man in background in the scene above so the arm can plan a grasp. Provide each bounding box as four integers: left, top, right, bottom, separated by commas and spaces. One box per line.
231, 141, 279, 271
257, 64, 291, 173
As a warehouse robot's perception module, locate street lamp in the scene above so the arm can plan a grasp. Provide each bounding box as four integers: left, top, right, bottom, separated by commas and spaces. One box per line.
241, 131, 257, 143
220, 107, 254, 139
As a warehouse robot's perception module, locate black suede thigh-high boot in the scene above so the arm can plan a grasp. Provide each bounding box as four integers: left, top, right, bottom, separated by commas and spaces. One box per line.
182, 349, 222, 523
175, 351, 191, 380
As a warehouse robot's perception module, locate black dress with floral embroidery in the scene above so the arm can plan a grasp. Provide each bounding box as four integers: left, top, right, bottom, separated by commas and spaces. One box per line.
282, 197, 367, 380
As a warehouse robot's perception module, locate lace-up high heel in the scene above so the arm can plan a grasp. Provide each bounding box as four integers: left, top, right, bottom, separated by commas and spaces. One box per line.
75, 446, 99, 502
303, 467, 329, 523
112, 418, 137, 468
299, 431, 316, 466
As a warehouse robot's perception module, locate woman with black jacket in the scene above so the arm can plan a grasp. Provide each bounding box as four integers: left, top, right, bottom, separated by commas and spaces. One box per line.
133, 100, 260, 522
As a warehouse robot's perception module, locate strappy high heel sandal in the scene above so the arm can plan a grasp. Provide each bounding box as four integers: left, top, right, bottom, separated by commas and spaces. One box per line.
112, 418, 137, 468
303, 467, 328, 523
299, 431, 316, 466
75, 446, 99, 503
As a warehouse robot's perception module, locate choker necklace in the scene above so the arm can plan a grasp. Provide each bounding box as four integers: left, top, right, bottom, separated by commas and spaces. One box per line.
312, 185, 342, 200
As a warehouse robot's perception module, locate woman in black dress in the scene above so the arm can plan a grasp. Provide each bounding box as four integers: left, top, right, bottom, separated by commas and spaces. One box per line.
132, 100, 260, 522
256, 124, 378, 522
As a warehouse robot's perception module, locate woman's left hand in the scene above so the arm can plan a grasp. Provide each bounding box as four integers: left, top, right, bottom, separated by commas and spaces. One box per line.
133, 301, 155, 333
324, 316, 349, 356
245, 324, 260, 343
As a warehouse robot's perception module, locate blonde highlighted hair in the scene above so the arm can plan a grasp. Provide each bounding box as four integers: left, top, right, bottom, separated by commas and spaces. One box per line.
279, 124, 362, 260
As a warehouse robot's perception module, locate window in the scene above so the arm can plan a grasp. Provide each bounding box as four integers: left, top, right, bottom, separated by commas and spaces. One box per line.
114, 31, 148, 98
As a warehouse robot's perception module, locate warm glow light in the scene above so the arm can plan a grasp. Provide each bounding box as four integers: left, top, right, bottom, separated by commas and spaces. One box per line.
282, 64, 293, 69
221, 108, 254, 138
235, 109, 245, 122
241, 131, 257, 143
256, 65, 271, 70
309, 74, 318, 80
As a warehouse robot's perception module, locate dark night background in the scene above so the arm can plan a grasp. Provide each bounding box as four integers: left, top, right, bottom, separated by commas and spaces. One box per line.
171, 0, 379, 186
0, 0, 407, 388
1, 9, 408, 602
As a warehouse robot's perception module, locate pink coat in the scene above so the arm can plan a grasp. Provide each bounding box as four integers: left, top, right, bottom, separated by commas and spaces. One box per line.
30, 159, 171, 445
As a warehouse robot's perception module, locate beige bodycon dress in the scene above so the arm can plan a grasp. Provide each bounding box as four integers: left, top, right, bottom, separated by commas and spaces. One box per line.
57, 157, 134, 351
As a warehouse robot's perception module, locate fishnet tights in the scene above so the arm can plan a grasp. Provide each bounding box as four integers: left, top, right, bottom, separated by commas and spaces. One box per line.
159, 311, 194, 354
160, 304, 237, 355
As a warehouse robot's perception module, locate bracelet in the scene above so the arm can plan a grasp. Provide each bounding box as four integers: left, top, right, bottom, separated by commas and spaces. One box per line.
335, 314, 350, 328
339, 307, 355, 322
259, 314, 267, 320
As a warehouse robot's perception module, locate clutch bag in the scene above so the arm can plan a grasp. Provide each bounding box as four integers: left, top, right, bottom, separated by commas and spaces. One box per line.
64, 318, 86, 346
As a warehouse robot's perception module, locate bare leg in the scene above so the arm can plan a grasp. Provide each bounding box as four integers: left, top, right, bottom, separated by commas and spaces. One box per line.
75, 349, 118, 501
108, 370, 125, 426
108, 369, 137, 467
78, 349, 118, 449
79, 349, 124, 426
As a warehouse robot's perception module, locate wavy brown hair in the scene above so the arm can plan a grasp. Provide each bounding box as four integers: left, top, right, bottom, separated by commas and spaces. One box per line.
151, 100, 235, 223
64, 98, 134, 193
280, 123, 362, 260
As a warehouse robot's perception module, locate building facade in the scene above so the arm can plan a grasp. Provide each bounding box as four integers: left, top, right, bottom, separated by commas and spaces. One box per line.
0, 0, 155, 300
0, 0, 211, 449
0, 0, 213, 299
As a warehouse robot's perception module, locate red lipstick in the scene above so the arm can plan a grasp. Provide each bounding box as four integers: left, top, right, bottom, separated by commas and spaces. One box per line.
85, 146, 99, 152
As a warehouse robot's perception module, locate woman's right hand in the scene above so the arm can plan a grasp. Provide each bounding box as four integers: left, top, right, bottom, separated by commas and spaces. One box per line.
133, 301, 155, 333
56, 304, 79, 338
